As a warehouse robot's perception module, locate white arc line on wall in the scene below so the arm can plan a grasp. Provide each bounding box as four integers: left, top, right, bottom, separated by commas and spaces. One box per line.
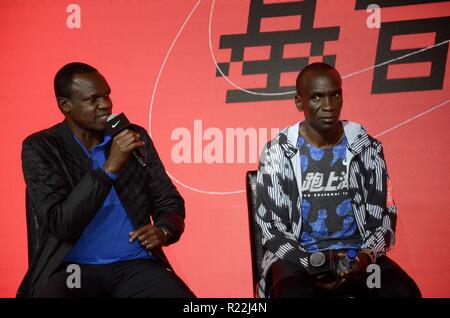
374, 100, 449, 138
148, 0, 246, 194
149, 0, 202, 136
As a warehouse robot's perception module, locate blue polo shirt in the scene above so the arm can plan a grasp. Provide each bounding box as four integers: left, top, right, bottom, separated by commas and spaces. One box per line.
64, 134, 152, 264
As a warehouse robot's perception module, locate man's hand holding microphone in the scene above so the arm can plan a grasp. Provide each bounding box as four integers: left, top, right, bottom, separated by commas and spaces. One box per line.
103, 113, 169, 250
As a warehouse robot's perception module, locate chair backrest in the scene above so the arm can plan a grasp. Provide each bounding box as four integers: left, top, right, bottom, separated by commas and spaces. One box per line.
246, 170, 264, 294
25, 190, 42, 265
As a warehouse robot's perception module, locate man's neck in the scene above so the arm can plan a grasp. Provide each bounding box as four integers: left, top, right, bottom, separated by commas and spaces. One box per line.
300, 121, 343, 148
77, 134, 104, 153
67, 122, 104, 153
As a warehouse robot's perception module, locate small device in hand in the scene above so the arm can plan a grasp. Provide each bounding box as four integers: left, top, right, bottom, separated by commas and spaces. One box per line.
307, 250, 335, 276
336, 249, 358, 274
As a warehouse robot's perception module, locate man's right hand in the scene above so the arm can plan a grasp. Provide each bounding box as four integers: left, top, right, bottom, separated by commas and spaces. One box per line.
103, 129, 145, 174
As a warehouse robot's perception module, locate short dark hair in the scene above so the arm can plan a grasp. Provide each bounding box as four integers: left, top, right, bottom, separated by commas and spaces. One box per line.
296, 62, 341, 94
54, 62, 98, 98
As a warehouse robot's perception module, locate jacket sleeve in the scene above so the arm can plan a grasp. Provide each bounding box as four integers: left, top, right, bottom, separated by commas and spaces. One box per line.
22, 140, 114, 242
360, 142, 397, 257
140, 131, 185, 245
256, 143, 310, 270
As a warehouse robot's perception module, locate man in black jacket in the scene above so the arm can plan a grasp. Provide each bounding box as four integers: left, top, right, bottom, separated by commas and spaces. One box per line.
17, 62, 195, 298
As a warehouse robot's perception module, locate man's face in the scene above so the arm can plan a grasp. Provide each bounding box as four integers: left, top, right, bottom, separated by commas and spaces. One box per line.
59, 72, 112, 133
295, 69, 343, 132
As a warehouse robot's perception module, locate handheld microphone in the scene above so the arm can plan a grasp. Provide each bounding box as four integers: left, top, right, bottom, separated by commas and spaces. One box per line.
106, 113, 147, 167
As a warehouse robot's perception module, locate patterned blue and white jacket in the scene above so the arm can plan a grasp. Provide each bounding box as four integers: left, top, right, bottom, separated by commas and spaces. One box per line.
256, 120, 397, 298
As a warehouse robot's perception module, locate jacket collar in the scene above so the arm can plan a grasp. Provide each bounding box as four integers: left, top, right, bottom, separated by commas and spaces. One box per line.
342, 121, 373, 155
56, 120, 95, 161
279, 120, 373, 157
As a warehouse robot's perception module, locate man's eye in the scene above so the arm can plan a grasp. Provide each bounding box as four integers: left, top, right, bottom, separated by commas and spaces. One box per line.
334, 93, 341, 98
312, 95, 320, 101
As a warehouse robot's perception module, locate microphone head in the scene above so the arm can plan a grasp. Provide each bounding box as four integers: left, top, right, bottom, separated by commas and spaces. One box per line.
105, 112, 131, 136
107, 114, 118, 122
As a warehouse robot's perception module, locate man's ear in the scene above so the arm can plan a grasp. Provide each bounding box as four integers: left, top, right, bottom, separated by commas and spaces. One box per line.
295, 94, 303, 112
57, 97, 71, 114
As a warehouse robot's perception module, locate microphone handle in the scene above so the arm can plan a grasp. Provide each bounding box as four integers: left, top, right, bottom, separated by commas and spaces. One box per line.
132, 150, 147, 167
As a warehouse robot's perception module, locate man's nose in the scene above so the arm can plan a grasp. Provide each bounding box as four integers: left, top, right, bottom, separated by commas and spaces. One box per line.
322, 97, 333, 110
322, 97, 338, 111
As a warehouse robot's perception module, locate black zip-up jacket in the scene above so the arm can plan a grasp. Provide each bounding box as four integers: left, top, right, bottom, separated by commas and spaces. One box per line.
17, 120, 185, 298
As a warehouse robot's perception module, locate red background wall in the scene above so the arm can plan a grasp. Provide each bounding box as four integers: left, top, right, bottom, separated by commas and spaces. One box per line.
0, 0, 449, 297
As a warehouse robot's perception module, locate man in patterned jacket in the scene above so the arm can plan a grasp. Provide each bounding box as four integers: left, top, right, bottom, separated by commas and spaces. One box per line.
256, 62, 421, 298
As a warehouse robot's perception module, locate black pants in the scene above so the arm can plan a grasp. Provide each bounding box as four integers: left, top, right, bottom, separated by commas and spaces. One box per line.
271, 256, 422, 298
34, 258, 195, 298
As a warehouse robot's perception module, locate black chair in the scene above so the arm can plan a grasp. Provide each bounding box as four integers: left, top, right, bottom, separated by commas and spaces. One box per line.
245, 170, 265, 296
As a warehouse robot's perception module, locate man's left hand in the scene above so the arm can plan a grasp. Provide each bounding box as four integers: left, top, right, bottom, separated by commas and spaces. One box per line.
129, 224, 168, 250
337, 252, 372, 283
